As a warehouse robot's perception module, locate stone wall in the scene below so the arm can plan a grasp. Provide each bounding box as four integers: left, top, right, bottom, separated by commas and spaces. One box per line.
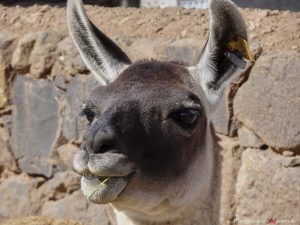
233, 0, 300, 12
142, 0, 300, 11
0, 29, 299, 225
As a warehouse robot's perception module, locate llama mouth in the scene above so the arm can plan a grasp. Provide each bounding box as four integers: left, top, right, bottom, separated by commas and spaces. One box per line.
81, 172, 133, 204
83, 173, 99, 180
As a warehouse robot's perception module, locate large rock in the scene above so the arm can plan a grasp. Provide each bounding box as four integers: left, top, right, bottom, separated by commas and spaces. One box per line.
2, 216, 82, 225
164, 38, 205, 65
0, 30, 16, 67
42, 190, 110, 225
51, 37, 89, 90
12, 32, 38, 73
218, 136, 243, 225
56, 143, 78, 170
0, 173, 44, 223
38, 171, 80, 201
126, 38, 170, 61
211, 90, 231, 135
234, 51, 300, 152
0, 63, 7, 108
0, 114, 12, 132
0, 30, 16, 107
0, 127, 17, 174
237, 126, 264, 149
63, 75, 98, 141
235, 148, 300, 223
121, 37, 204, 66
12, 76, 62, 177
29, 31, 64, 78
51, 37, 87, 79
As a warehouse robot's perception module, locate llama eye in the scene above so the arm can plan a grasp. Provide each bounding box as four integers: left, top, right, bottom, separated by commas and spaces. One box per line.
80, 109, 95, 122
85, 110, 95, 122
173, 109, 200, 127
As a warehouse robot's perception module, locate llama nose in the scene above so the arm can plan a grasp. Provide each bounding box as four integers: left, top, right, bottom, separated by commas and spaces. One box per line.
84, 127, 117, 154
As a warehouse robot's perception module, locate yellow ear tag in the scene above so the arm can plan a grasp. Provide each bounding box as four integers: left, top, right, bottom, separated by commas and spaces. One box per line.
227, 37, 255, 62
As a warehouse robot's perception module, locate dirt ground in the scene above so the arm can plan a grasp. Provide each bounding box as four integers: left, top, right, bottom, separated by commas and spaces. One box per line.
0, 2, 299, 55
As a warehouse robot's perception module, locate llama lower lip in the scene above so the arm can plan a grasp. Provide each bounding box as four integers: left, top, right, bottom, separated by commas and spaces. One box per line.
81, 175, 130, 204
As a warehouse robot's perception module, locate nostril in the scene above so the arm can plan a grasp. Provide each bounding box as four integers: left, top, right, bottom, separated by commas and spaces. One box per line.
100, 144, 114, 152
96, 140, 117, 154
89, 127, 118, 154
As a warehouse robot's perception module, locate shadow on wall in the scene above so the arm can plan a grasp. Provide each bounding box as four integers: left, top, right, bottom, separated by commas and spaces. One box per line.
233, 0, 300, 11
1, 0, 64, 6
2, 0, 300, 11
0, 0, 121, 7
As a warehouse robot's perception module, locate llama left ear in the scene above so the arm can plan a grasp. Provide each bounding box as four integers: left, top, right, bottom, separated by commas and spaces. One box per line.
67, 0, 131, 84
191, 0, 250, 104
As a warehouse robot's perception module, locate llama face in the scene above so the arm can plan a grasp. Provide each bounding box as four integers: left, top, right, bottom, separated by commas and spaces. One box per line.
73, 60, 209, 209
68, 0, 249, 221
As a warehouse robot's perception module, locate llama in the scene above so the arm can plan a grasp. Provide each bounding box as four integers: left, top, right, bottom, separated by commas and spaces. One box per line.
68, 0, 249, 224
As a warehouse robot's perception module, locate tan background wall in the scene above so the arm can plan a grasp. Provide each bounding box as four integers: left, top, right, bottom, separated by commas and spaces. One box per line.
0, 3, 299, 225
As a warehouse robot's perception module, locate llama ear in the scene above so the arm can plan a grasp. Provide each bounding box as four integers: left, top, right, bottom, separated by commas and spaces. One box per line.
67, 0, 131, 84
192, 0, 251, 104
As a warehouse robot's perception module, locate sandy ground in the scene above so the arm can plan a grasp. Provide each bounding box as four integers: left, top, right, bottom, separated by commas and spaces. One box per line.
0, 2, 300, 55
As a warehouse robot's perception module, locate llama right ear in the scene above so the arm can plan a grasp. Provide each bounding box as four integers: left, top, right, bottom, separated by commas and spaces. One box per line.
67, 0, 131, 84
191, 0, 251, 105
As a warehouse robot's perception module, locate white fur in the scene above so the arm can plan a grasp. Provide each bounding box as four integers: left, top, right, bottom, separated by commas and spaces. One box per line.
109, 120, 219, 225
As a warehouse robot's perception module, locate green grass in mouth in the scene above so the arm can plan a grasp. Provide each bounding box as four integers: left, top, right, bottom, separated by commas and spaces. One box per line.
87, 177, 110, 201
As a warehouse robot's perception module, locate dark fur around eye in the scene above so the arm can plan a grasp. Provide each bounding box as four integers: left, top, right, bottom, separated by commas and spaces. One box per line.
172, 109, 200, 128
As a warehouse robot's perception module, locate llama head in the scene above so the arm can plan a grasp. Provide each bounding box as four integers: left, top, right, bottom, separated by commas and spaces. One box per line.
68, 0, 248, 221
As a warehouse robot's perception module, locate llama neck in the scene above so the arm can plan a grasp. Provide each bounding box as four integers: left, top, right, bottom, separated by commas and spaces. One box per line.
108, 122, 221, 225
